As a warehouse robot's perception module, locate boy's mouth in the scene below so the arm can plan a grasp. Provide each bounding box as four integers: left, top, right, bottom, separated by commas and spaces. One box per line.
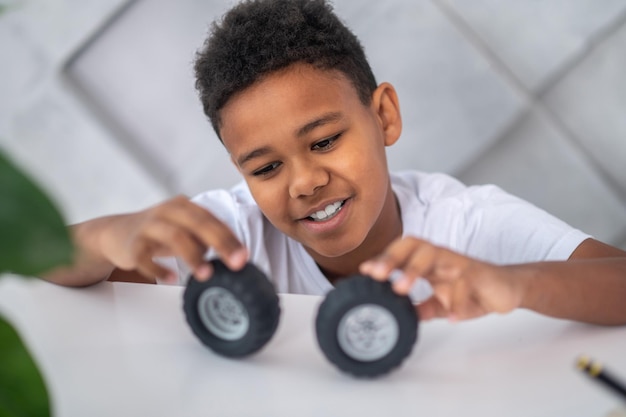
305, 200, 346, 222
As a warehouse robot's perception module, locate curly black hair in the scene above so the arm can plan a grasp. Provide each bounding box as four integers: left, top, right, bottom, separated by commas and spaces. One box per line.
194, 0, 378, 138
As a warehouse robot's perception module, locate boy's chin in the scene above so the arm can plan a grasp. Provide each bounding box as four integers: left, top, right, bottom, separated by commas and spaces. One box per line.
304, 239, 363, 259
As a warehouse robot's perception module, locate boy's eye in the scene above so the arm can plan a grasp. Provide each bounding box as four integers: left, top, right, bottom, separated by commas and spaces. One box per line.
312, 133, 342, 151
252, 161, 281, 177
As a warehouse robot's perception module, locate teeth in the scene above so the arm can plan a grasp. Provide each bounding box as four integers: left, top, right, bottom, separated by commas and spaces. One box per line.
309, 201, 343, 221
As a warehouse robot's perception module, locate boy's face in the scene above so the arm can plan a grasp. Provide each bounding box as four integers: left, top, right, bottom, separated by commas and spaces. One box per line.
219, 63, 402, 265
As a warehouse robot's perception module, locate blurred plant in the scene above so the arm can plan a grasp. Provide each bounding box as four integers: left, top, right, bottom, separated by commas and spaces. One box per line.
0, 149, 74, 417
0, 0, 23, 15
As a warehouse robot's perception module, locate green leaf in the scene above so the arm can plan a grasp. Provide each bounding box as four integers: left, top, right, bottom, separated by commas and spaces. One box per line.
0, 151, 74, 276
0, 316, 51, 417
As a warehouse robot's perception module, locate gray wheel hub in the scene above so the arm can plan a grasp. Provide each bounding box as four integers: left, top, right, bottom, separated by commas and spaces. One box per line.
198, 287, 249, 341
337, 304, 399, 362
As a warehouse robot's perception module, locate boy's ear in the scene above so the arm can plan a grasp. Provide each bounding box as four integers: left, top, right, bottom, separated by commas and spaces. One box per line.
370, 82, 402, 147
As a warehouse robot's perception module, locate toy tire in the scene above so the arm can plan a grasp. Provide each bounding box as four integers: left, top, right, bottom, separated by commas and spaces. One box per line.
315, 275, 418, 377
183, 260, 280, 358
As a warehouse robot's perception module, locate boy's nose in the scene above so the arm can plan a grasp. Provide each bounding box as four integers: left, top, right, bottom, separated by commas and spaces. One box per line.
288, 161, 330, 198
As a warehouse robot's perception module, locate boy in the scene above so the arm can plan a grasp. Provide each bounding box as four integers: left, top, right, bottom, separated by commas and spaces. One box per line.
44, 0, 626, 325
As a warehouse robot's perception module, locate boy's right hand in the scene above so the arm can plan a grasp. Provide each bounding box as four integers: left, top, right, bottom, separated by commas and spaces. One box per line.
98, 195, 247, 283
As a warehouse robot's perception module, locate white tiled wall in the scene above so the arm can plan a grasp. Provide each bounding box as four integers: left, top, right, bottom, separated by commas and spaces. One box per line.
1, 0, 625, 248
0, 0, 168, 223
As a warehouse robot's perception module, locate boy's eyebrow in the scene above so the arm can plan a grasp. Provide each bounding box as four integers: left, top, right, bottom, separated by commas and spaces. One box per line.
296, 112, 343, 137
237, 146, 272, 167
237, 112, 344, 167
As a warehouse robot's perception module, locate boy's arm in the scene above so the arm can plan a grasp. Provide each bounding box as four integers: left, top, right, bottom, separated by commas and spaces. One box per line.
41, 196, 248, 287
513, 238, 626, 325
42, 218, 123, 287
360, 237, 626, 325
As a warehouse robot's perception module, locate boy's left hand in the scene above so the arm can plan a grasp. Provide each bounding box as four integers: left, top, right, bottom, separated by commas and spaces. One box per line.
359, 237, 524, 322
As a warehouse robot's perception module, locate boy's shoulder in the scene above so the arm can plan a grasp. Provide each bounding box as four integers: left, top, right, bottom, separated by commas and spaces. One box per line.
391, 170, 516, 208
391, 170, 469, 202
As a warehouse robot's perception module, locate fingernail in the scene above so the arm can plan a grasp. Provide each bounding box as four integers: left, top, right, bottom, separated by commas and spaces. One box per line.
360, 261, 373, 273
392, 279, 412, 295
228, 248, 248, 270
365, 261, 387, 280
195, 264, 212, 281
359, 261, 376, 277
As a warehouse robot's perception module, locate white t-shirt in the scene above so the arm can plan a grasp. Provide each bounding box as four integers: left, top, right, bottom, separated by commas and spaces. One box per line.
165, 171, 590, 302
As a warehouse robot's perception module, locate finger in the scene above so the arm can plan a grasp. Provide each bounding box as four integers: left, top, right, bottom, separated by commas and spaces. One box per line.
359, 239, 407, 279
448, 279, 470, 322
430, 249, 472, 284
359, 253, 396, 281
140, 220, 211, 280
193, 263, 214, 282
360, 237, 430, 281
447, 278, 492, 322
158, 197, 248, 270
393, 243, 438, 295
428, 282, 454, 313
128, 238, 177, 283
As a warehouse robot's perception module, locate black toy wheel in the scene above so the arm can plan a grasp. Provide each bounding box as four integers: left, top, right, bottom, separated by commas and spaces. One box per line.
315, 275, 418, 377
183, 260, 281, 358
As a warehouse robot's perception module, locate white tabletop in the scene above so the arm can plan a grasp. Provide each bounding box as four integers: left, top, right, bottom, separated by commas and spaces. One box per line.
0, 275, 625, 417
